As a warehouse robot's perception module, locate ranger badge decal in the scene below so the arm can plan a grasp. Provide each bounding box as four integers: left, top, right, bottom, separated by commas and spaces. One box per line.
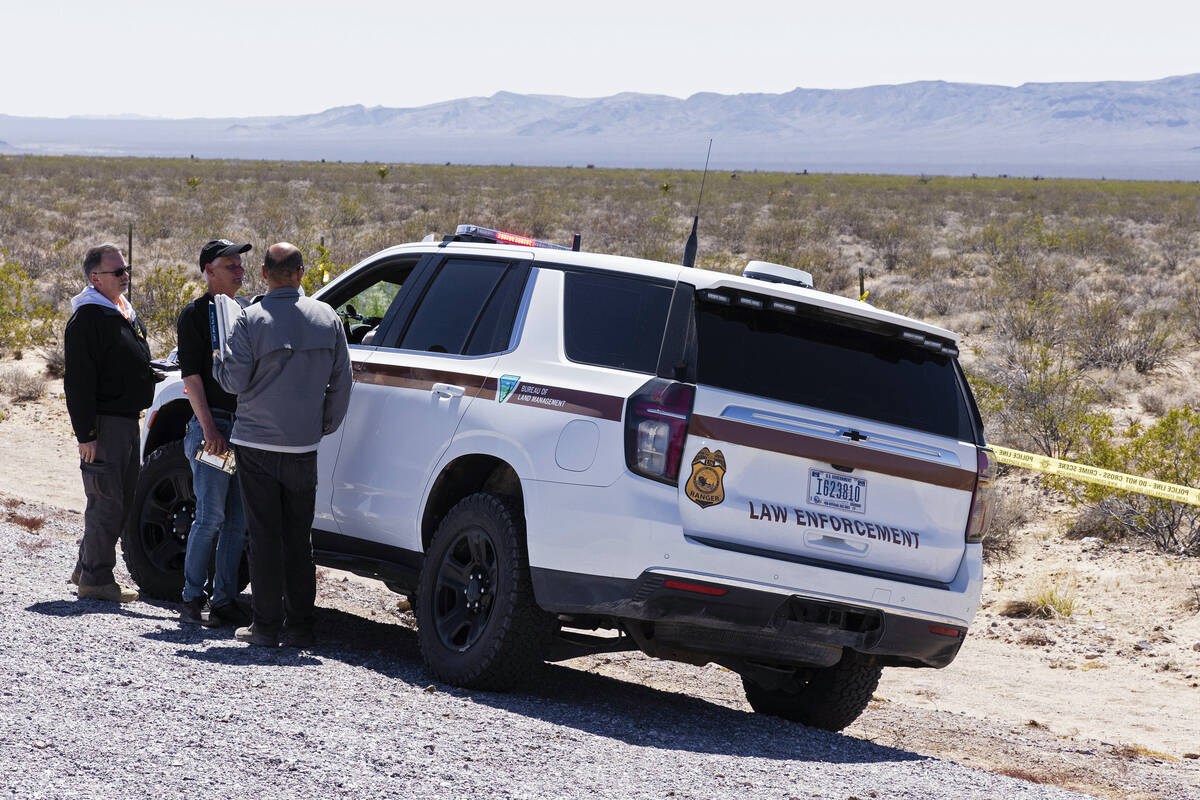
685, 448, 726, 509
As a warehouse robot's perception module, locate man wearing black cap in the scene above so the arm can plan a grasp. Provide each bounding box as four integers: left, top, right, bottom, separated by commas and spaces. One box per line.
175, 238, 254, 627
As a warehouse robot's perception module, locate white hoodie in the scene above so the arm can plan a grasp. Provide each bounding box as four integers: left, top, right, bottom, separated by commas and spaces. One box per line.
70, 285, 137, 321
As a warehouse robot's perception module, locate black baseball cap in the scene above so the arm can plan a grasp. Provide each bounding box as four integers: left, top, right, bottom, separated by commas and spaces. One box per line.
199, 239, 252, 269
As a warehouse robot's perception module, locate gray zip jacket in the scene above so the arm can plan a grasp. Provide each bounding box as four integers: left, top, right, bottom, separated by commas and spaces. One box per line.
214, 286, 351, 452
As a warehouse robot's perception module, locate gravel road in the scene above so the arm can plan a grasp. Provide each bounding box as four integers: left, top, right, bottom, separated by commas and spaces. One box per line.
0, 516, 1095, 800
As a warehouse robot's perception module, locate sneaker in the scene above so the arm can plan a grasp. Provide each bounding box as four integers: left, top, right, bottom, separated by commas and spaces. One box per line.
77, 582, 139, 603
179, 597, 207, 625
234, 625, 278, 648
281, 628, 315, 649
206, 601, 251, 628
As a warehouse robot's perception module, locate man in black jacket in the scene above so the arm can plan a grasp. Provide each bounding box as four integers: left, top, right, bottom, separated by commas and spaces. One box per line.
64, 243, 157, 603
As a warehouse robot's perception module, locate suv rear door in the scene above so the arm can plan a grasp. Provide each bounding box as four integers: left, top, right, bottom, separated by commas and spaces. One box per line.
678, 288, 980, 587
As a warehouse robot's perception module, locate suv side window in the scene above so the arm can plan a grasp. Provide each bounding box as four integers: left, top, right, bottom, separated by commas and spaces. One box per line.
399, 258, 526, 356
563, 271, 673, 373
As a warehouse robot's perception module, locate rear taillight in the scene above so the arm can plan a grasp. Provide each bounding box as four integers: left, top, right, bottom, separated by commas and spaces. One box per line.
624, 378, 696, 485
965, 447, 997, 543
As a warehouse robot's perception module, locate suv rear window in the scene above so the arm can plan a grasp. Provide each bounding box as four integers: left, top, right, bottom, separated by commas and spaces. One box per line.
695, 299, 975, 440
563, 272, 672, 373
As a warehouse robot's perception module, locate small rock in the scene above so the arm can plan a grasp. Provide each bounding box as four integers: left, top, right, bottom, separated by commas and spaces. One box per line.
32, 741, 47, 750
423, 685, 437, 693
1192, 642, 1200, 652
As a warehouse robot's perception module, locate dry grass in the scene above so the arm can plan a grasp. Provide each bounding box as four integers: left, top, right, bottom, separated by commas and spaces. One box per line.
999, 573, 1080, 619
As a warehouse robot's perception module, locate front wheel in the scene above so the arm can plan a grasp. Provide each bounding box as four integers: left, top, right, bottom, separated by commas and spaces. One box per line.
416, 493, 553, 690
742, 652, 883, 731
122, 440, 248, 601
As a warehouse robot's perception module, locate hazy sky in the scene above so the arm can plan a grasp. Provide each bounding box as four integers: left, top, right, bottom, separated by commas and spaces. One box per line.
5, 0, 1197, 118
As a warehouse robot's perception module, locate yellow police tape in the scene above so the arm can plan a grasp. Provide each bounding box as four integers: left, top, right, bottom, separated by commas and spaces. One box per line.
990, 445, 1200, 506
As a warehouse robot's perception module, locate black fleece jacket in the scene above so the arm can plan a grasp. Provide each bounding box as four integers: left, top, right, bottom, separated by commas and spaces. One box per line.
63, 304, 156, 443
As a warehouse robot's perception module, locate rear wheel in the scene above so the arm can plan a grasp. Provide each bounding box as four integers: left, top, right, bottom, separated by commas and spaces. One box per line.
416, 493, 553, 690
742, 652, 883, 731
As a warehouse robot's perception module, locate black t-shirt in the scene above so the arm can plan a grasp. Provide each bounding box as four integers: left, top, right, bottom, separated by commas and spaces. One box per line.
177, 293, 239, 413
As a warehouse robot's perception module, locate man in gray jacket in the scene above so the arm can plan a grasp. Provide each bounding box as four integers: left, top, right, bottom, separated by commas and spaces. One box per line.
214, 242, 351, 647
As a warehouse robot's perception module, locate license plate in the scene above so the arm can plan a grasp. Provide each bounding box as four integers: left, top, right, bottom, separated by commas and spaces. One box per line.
808, 469, 867, 514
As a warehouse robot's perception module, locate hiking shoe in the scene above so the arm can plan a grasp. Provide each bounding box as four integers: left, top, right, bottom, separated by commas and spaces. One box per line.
206, 600, 251, 628
234, 625, 278, 648
179, 597, 207, 625
281, 628, 315, 649
77, 582, 139, 603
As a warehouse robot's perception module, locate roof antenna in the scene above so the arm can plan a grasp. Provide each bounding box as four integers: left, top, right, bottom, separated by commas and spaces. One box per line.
681, 139, 712, 268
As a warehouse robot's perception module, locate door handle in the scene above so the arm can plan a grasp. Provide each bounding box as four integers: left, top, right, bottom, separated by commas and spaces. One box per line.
432, 383, 465, 399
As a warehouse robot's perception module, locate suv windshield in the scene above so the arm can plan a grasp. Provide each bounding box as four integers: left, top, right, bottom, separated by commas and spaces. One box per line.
694, 298, 975, 441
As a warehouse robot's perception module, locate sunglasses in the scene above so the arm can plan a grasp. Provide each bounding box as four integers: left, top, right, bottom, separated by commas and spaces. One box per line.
93, 266, 132, 277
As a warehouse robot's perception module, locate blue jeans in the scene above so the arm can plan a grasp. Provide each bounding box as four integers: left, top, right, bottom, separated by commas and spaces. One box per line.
182, 414, 246, 606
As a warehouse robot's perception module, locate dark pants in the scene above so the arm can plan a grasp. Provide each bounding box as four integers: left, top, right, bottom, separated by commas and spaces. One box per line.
76, 415, 140, 587
235, 445, 318, 637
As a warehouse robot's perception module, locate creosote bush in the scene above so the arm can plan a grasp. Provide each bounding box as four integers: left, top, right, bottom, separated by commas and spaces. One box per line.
0, 255, 62, 356
134, 265, 201, 351
1079, 407, 1200, 556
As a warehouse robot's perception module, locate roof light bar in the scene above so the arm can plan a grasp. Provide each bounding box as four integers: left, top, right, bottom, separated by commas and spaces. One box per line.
454, 224, 570, 250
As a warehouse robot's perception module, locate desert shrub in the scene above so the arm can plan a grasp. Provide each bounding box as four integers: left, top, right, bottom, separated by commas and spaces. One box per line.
1070, 297, 1177, 373
134, 264, 200, 351
1081, 407, 1200, 555
0, 255, 62, 356
1153, 224, 1192, 270
0, 367, 47, 401
1070, 295, 1125, 369
41, 346, 65, 379
300, 242, 352, 296
1128, 310, 1178, 374
982, 489, 1027, 564
861, 219, 925, 271
1064, 504, 1127, 542
1138, 390, 1166, 417
969, 342, 1101, 457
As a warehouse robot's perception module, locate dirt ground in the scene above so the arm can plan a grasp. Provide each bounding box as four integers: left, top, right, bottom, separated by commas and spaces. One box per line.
2, 356, 1198, 799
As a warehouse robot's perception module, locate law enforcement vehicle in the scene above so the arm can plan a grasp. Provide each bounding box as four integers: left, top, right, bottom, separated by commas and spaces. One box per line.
127, 223, 995, 731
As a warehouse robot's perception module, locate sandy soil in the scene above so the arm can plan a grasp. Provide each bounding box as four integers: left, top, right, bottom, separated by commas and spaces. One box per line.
2, 355, 1198, 799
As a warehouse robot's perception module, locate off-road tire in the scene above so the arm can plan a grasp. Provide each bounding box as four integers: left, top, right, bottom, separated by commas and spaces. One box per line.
742, 652, 883, 732
416, 492, 553, 691
122, 440, 249, 601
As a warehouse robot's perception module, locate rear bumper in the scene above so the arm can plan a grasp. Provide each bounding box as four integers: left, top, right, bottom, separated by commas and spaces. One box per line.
532, 567, 967, 669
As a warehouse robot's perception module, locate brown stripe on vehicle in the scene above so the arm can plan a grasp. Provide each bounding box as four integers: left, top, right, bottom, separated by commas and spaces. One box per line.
689, 415, 976, 492
352, 361, 489, 395
493, 378, 623, 421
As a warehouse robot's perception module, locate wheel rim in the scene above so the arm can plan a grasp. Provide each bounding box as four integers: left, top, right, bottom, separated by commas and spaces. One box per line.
134, 466, 195, 576
432, 525, 497, 652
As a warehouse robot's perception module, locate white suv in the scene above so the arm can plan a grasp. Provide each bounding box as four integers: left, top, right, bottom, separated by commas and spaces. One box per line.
128, 224, 995, 731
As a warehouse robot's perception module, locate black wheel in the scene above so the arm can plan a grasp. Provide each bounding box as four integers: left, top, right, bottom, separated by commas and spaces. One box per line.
742, 652, 883, 732
416, 493, 553, 690
122, 440, 248, 601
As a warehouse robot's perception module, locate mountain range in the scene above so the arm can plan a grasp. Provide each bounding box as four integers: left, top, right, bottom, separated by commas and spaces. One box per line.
4, 75, 1200, 179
